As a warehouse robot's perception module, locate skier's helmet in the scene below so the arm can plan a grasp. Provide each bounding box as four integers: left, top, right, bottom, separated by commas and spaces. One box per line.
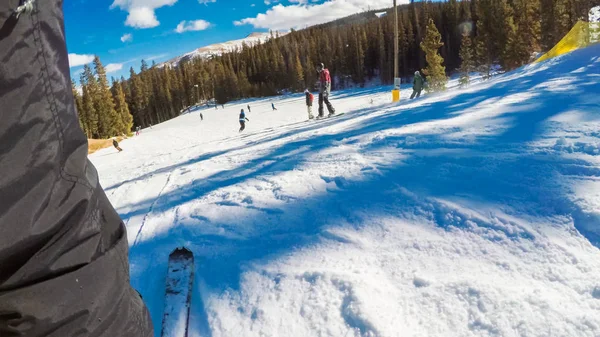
304, 89, 309, 94
415, 71, 420, 76
317, 63, 324, 72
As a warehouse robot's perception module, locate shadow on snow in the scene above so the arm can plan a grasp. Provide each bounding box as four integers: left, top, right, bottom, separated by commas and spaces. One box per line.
125, 46, 600, 336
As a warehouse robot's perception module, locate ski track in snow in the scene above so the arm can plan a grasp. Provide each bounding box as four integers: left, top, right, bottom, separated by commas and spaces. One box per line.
91, 45, 600, 337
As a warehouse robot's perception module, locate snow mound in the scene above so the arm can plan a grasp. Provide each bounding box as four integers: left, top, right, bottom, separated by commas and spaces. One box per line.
591, 6, 600, 22
91, 44, 600, 337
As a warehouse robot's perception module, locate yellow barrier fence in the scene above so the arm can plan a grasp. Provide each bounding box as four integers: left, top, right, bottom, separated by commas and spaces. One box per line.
536, 21, 600, 63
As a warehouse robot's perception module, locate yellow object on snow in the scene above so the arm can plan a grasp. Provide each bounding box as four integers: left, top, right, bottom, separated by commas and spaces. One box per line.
536, 21, 600, 63
392, 89, 400, 103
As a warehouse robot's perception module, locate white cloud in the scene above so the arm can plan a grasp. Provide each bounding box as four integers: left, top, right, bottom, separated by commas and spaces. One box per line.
199, 0, 216, 4
110, 0, 178, 29
106, 63, 124, 73
235, 0, 402, 30
251, 3, 256, 7
147, 53, 170, 61
121, 33, 133, 42
68, 53, 95, 67
175, 20, 211, 33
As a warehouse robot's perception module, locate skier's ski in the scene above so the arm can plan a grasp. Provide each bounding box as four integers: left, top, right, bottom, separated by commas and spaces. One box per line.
315, 112, 345, 120
161, 247, 195, 337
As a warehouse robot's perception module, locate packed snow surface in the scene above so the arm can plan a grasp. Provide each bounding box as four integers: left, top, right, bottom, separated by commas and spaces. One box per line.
91, 45, 600, 337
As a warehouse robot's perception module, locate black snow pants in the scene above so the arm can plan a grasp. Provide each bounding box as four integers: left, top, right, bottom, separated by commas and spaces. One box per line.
410, 89, 422, 99
318, 92, 336, 117
239, 121, 246, 132
0, 1, 153, 336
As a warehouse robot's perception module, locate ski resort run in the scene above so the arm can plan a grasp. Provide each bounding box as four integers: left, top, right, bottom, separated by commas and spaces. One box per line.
90, 45, 600, 337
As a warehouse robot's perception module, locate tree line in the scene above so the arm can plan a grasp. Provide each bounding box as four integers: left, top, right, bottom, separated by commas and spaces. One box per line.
74, 0, 599, 139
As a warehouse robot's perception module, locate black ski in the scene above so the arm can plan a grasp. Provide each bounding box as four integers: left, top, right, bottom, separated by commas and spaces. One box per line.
161, 247, 195, 337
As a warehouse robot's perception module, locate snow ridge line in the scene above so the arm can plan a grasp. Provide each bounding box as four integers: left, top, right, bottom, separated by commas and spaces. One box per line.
132, 173, 173, 246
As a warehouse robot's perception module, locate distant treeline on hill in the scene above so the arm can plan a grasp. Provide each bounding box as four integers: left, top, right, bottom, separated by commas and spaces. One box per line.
73, 0, 598, 139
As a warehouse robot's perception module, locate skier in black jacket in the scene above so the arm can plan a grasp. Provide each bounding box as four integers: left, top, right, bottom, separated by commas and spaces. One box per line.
113, 138, 123, 152
239, 109, 250, 132
0, 1, 153, 336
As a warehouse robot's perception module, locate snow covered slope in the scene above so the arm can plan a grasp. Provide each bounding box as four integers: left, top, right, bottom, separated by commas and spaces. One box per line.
162, 32, 285, 66
91, 45, 600, 337
591, 6, 600, 22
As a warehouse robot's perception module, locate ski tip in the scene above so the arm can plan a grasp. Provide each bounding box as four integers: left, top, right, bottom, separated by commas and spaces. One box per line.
170, 246, 194, 257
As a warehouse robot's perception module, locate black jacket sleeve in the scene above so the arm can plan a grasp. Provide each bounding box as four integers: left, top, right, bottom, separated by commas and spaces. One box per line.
0, 1, 153, 336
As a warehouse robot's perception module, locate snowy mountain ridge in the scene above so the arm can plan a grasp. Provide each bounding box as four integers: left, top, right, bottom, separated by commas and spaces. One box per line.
161, 32, 287, 67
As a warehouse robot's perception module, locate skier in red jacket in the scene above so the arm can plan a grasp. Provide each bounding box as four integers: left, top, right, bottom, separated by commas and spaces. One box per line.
317, 63, 336, 118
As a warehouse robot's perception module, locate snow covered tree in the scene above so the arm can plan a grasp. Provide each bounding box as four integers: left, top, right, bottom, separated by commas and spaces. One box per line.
421, 19, 447, 92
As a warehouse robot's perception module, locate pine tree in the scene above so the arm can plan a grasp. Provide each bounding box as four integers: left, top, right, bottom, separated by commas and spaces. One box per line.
475, 0, 493, 79
502, 5, 528, 70
293, 54, 305, 91
72, 80, 88, 137
81, 84, 98, 138
113, 78, 134, 134
93, 56, 122, 138
81, 65, 99, 138
421, 19, 447, 92
459, 30, 474, 87
377, 23, 387, 83
129, 67, 147, 126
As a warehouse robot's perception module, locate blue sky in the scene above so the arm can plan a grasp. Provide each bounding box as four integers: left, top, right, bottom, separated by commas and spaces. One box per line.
65, 0, 401, 81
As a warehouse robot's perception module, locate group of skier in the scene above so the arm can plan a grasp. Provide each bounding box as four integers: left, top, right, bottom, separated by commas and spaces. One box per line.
237, 62, 337, 132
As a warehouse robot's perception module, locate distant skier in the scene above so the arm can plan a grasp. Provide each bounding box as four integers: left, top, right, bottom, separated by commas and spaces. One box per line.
411, 71, 424, 99
113, 138, 123, 152
222, 104, 225, 109
135, 126, 141, 136
272, 102, 278, 111
239, 109, 250, 132
215, 104, 218, 110
317, 63, 336, 118
247, 104, 251, 113
305, 89, 315, 119
200, 112, 204, 121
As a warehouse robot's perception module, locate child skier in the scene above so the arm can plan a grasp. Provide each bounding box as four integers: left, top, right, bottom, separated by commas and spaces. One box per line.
305, 89, 315, 119
239, 109, 250, 132
272, 102, 278, 111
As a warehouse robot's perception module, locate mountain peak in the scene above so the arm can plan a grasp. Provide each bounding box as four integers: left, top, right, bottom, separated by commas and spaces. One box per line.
246, 32, 267, 38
